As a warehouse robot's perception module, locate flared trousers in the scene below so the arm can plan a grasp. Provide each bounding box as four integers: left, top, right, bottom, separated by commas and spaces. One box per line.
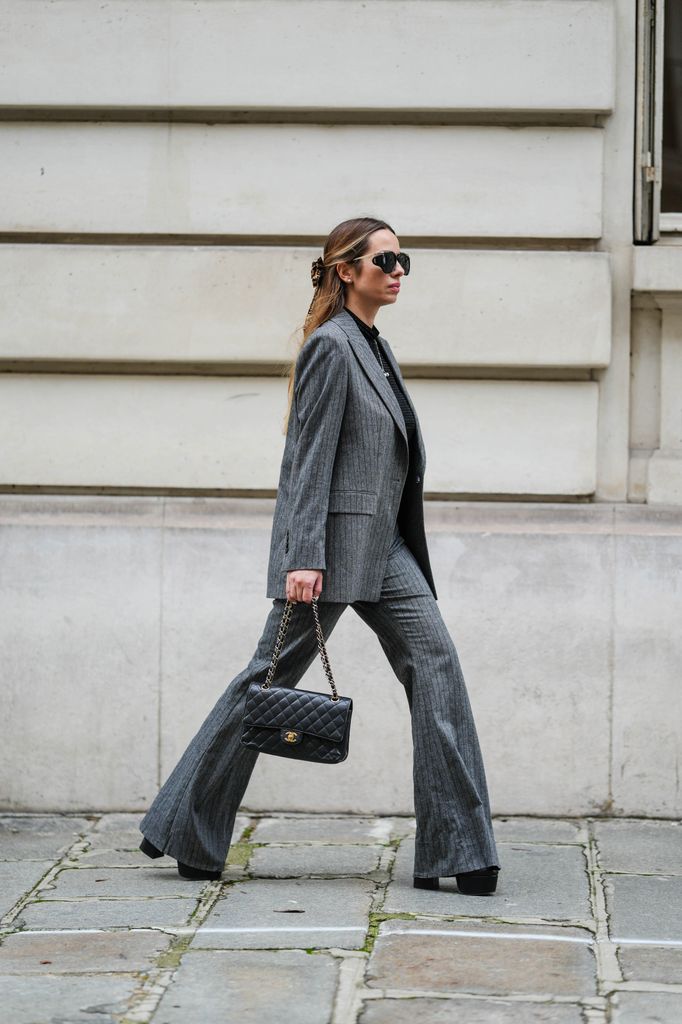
139, 519, 500, 877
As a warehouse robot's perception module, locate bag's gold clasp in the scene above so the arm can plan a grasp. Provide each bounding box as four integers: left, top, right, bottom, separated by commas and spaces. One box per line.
280, 727, 303, 745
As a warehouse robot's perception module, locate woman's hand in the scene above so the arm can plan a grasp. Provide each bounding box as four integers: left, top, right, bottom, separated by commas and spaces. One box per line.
286, 569, 323, 604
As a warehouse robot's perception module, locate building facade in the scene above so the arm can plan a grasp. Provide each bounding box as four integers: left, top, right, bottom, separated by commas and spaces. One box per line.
0, 1, 680, 816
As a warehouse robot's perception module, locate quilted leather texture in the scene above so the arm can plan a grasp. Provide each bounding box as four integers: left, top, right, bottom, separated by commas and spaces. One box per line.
240, 682, 353, 764
242, 683, 351, 741
240, 723, 350, 763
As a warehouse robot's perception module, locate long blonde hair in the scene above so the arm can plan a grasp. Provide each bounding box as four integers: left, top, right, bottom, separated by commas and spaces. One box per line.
281, 216, 395, 433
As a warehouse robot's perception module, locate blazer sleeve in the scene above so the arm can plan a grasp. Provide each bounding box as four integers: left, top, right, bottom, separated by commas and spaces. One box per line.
281, 332, 349, 572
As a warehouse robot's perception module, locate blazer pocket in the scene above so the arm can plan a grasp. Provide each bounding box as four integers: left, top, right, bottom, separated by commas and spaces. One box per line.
327, 489, 378, 514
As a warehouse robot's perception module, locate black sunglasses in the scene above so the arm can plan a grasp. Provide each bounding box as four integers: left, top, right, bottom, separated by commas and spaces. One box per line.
351, 250, 410, 275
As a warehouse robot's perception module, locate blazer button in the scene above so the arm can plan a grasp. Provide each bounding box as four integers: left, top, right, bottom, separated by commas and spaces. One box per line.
415, 474, 421, 483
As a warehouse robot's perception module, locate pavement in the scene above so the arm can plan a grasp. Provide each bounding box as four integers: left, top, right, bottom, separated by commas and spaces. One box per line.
0, 813, 680, 1023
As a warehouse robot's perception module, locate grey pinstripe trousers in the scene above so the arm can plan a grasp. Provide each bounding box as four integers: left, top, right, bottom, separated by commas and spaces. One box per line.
139, 519, 500, 877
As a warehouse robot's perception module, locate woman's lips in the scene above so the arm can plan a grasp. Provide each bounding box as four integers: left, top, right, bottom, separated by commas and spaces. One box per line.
388, 285, 400, 291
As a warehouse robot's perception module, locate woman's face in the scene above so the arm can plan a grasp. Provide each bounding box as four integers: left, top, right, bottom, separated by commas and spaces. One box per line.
338, 229, 405, 307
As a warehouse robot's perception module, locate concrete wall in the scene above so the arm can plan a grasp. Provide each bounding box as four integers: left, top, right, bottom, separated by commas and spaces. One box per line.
1, 0, 681, 814
2, 495, 680, 818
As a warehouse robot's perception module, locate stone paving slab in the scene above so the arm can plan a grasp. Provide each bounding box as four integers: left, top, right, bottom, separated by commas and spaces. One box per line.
84, 828, 159, 852
357, 996, 587, 1023
88, 813, 146, 833
385, 816, 416, 839
152, 949, 339, 1024
610, 990, 682, 1023
249, 843, 382, 877
15, 896, 199, 930
71, 847, 179, 868
41, 866, 207, 899
366, 920, 597, 999
194, 877, 374, 949
616, 943, 682, 983
592, 819, 682, 874
605, 873, 682, 941
90, 814, 241, 834
249, 814, 394, 844
80, 814, 250, 856
0, 815, 93, 860
492, 817, 586, 844
0, 928, 170, 973
385, 838, 591, 921
2, 812, 681, 1024
234, 813, 251, 833
79, 836, 244, 866
0, 860, 55, 918
0, 975, 135, 1024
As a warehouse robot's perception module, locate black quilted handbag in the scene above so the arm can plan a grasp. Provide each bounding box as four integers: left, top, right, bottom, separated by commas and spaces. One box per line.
239, 596, 353, 764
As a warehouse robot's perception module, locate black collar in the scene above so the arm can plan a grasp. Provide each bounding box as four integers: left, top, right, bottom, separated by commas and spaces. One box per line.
344, 306, 380, 343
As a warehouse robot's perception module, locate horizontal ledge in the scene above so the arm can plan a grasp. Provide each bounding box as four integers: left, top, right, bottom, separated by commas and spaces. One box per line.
0, 486, 593, 502
0, 123, 603, 239
0, 485, 279, 500
0, 362, 596, 379
0, 233, 604, 251
632, 244, 682, 296
3, 496, 682, 536
0, 360, 286, 377
0, 108, 609, 127
0, 376, 599, 494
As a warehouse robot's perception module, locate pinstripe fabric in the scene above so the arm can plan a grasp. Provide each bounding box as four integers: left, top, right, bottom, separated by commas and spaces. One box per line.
139, 517, 500, 877
266, 307, 437, 603
140, 307, 498, 876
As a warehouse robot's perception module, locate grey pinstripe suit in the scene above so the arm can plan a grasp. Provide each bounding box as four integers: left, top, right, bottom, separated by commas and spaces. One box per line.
139, 308, 500, 877
266, 307, 436, 603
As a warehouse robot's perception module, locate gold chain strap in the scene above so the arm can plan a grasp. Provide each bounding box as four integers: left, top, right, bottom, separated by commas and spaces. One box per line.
261, 596, 339, 701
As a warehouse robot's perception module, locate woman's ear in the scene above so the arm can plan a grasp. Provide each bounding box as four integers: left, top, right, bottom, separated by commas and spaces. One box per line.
336, 261, 352, 286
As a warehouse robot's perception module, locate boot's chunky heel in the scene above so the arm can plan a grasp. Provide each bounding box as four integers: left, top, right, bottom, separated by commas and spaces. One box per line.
140, 837, 164, 859
456, 865, 499, 895
413, 875, 439, 890
413, 866, 500, 895
177, 862, 222, 881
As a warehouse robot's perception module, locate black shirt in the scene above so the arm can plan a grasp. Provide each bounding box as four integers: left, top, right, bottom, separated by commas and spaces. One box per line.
343, 307, 417, 448
343, 307, 418, 533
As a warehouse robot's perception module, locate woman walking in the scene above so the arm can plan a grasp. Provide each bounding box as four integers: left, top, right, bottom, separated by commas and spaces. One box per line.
139, 216, 500, 895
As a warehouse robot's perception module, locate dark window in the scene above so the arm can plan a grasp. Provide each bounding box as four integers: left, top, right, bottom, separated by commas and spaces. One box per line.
662, 1, 682, 211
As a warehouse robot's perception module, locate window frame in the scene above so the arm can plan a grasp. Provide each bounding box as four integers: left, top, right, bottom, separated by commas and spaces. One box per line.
635, 0, 665, 242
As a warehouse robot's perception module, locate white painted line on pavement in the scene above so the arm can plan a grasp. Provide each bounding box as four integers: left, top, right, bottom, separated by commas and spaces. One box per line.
11, 927, 682, 947
2, 928, 177, 936
195, 926, 367, 933
611, 937, 682, 947
383, 928, 594, 943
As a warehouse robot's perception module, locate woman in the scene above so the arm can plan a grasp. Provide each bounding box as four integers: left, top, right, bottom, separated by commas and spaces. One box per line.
139, 216, 501, 895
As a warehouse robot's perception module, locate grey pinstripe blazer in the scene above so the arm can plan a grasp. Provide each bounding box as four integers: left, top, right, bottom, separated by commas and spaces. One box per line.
265, 306, 437, 603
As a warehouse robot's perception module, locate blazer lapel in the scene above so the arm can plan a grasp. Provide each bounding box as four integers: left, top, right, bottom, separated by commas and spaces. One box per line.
332, 308, 408, 450
376, 331, 427, 471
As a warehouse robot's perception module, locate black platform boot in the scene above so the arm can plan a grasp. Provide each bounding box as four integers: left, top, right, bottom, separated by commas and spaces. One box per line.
456, 865, 499, 895
413, 865, 499, 895
413, 875, 440, 890
140, 837, 222, 881
176, 861, 223, 881
139, 837, 163, 859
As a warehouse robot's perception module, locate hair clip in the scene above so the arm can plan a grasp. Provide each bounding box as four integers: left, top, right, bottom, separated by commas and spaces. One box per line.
311, 256, 325, 288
